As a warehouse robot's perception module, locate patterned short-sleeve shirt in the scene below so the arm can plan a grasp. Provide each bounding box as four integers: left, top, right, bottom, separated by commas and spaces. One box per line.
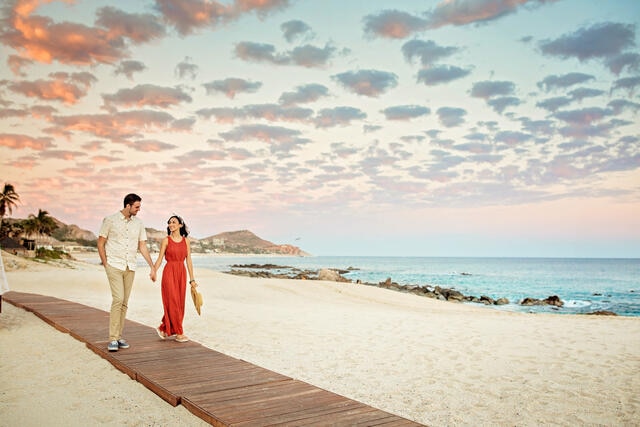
99, 211, 148, 271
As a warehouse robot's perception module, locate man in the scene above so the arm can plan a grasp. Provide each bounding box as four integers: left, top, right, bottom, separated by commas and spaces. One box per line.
97, 193, 156, 352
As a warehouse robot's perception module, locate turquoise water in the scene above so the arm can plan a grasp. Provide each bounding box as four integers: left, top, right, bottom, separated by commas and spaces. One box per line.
192, 256, 640, 317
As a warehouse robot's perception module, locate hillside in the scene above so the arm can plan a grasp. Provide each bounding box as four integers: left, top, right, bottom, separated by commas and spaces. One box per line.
199, 230, 309, 256
5, 216, 308, 256
57, 219, 308, 255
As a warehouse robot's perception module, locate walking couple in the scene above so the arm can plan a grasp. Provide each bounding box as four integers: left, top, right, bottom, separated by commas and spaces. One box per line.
97, 193, 198, 352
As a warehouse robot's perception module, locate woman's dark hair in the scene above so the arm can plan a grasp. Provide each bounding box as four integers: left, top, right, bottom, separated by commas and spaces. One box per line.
123, 193, 141, 207
167, 215, 189, 237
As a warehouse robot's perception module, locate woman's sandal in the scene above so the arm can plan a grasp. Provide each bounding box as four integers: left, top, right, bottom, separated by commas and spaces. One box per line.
175, 335, 189, 343
156, 327, 167, 340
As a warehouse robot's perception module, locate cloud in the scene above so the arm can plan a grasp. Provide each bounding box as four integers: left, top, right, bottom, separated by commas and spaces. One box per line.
51, 110, 192, 140
437, 106, 466, 127
114, 60, 147, 80
610, 76, 640, 96
487, 96, 521, 114
126, 139, 177, 152
234, 41, 337, 68
494, 130, 532, 146
227, 146, 256, 160
203, 78, 262, 98
518, 118, 555, 137
1, 2, 129, 65
537, 72, 595, 91
381, 105, 430, 121
607, 99, 640, 115
330, 142, 360, 159
196, 107, 244, 123
243, 104, 314, 122
554, 107, 610, 125
7, 54, 32, 76
314, 106, 367, 128
278, 83, 329, 106
331, 69, 398, 97
536, 96, 572, 112
452, 141, 494, 155
155, 0, 290, 35
401, 39, 459, 67
230, 0, 290, 18
362, 9, 428, 39
605, 52, 640, 76
7, 72, 97, 104
425, 0, 556, 29
289, 44, 337, 67
154, 0, 226, 35
281, 19, 313, 43
0, 133, 54, 150
175, 56, 199, 79
567, 87, 605, 102
196, 104, 312, 123
40, 149, 87, 160
219, 123, 310, 155
95, 6, 166, 43
0, 107, 28, 119
416, 65, 471, 85
102, 84, 193, 110
539, 22, 636, 62
470, 80, 515, 99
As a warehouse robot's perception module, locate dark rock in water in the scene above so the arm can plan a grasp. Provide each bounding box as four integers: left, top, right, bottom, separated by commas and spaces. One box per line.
586, 310, 618, 316
479, 295, 494, 305
544, 295, 563, 307
520, 295, 564, 307
495, 297, 509, 305
231, 263, 293, 269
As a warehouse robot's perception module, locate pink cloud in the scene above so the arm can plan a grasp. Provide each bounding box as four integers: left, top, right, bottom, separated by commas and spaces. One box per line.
0, 133, 54, 150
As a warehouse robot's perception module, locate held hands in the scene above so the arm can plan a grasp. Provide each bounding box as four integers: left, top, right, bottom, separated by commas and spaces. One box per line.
150, 267, 157, 282
189, 279, 198, 288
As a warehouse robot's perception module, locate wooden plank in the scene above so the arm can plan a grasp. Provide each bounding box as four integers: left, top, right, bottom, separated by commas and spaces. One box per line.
3, 291, 423, 426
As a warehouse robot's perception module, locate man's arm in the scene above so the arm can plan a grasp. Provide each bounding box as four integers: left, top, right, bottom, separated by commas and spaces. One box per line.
97, 236, 107, 266
138, 240, 156, 281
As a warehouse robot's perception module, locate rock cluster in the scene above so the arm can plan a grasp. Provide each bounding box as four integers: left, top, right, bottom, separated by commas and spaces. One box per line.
225, 264, 588, 312
372, 278, 510, 305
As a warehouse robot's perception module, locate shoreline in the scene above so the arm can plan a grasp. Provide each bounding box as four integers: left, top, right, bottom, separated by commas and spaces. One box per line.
2, 252, 639, 426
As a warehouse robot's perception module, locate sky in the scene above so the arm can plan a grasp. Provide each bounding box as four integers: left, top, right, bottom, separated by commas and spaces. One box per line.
1, 0, 639, 258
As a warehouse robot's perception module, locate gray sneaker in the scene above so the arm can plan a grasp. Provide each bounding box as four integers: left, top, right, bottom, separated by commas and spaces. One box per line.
117, 339, 130, 349
108, 340, 119, 352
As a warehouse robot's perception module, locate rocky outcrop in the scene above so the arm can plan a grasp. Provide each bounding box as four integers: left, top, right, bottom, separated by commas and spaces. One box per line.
318, 268, 351, 282
198, 230, 309, 255
585, 310, 618, 316
520, 295, 564, 307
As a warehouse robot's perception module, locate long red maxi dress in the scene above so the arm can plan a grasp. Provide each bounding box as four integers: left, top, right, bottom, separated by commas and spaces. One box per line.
158, 237, 188, 336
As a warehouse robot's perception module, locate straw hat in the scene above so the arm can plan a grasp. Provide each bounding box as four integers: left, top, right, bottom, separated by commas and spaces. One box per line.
190, 286, 203, 315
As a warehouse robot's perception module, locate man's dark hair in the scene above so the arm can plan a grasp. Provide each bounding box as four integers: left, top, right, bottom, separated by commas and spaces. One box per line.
123, 193, 142, 208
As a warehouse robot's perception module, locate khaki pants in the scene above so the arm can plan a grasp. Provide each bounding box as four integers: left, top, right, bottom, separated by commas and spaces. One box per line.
105, 264, 135, 341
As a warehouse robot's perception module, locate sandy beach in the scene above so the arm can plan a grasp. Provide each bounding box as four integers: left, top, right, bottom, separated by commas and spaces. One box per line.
1, 252, 639, 426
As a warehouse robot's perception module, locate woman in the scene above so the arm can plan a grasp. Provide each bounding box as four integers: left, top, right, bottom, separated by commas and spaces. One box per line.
153, 215, 198, 343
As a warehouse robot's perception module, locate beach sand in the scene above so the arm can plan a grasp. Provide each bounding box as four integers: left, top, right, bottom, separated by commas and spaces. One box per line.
1, 252, 639, 426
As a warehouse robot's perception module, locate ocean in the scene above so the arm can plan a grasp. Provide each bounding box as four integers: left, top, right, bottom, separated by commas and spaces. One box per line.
192, 255, 640, 317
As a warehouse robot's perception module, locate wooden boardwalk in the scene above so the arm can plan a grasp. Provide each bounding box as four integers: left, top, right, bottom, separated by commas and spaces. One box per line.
4, 291, 422, 426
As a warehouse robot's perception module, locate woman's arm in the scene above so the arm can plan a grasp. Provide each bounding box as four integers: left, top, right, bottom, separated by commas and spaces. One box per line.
153, 237, 168, 272
186, 237, 197, 287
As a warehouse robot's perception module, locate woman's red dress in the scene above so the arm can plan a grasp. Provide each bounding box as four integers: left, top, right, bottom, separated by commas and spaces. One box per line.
158, 237, 187, 336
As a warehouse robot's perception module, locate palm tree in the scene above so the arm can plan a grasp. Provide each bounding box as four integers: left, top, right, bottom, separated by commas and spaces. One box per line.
27, 209, 58, 244
0, 183, 20, 221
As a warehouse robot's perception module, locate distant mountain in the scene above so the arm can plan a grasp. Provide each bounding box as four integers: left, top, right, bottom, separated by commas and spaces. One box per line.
198, 230, 309, 256
11, 216, 309, 255
51, 218, 97, 243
